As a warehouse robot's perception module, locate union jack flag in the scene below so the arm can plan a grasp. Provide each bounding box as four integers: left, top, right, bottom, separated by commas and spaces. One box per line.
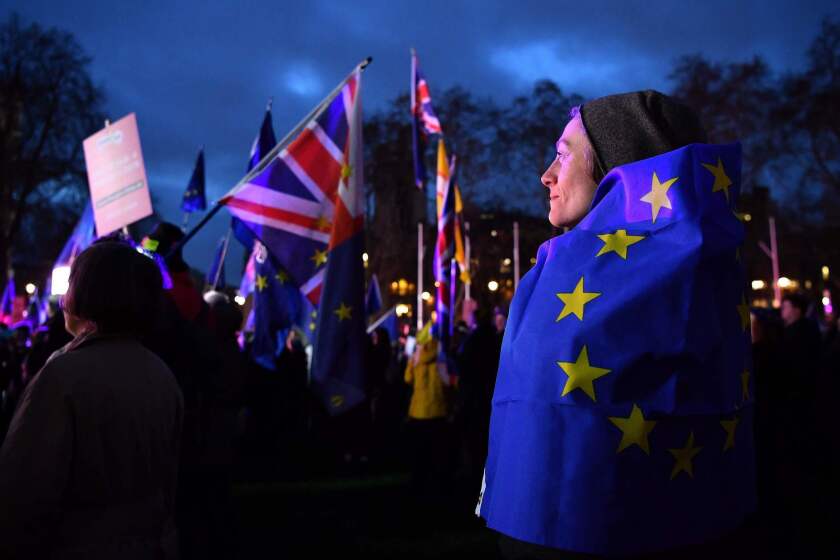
411, 49, 442, 188
220, 73, 363, 306
434, 140, 456, 346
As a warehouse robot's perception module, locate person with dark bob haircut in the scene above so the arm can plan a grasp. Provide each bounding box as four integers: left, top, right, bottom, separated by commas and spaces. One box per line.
0, 241, 184, 559
62, 240, 166, 338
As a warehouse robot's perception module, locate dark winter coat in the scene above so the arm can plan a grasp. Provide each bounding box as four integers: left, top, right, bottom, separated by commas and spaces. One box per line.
0, 333, 183, 559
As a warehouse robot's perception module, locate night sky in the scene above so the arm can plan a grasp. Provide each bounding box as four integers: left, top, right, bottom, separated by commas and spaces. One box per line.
5, 0, 838, 284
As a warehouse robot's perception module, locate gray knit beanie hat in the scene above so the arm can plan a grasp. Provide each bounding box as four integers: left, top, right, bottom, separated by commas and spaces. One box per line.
579, 90, 708, 184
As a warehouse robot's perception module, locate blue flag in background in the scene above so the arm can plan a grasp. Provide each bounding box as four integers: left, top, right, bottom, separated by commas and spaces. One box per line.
367, 306, 399, 343
206, 234, 229, 288
251, 242, 313, 371
0, 275, 14, 321
233, 101, 278, 250
479, 143, 755, 556
181, 148, 206, 213
248, 101, 278, 173
365, 274, 382, 316
55, 203, 96, 268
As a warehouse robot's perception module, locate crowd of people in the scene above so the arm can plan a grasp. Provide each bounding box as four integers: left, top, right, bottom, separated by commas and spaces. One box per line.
751, 293, 840, 555
0, 222, 510, 559
0, 226, 838, 558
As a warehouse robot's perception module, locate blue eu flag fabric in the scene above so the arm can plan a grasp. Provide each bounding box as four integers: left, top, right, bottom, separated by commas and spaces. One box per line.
205, 234, 228, 288
233, 103, 277, 250
367, 306, 399, 343
0, 275, 14, 319
365, 274, 382, 316
181, 149, 206, 213
310, 230, 367, 415
251, 244, 313, 371
55, 202, 96, 267
479, 143, 755, 556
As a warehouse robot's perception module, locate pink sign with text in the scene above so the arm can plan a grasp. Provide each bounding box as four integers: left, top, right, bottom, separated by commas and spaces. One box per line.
82, 113, 153, 235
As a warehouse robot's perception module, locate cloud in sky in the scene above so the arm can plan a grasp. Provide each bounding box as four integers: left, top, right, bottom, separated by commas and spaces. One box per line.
282, 63, 324, 98
4, 0, 839, 282
489, 39, 666, 96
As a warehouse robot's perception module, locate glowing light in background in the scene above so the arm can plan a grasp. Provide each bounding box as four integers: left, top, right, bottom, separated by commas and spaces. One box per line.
488, 280, 499, 292
51, 266, 71, 296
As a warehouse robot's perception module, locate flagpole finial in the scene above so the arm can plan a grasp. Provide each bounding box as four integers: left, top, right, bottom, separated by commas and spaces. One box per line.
360, 57, 373, 70
266, 97, 273, 111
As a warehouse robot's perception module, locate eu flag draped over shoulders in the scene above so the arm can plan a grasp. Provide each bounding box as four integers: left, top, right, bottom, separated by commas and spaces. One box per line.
479, 142, 755, 556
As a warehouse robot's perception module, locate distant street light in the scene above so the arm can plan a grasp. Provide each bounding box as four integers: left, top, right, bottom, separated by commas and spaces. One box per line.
488, 280, 499, 292
395, 304, 410, 316
822, 266, 830, 281
234, 295, 246, 306
25, 283, 36, 295
751, 280, 766, 290
777, 277, 791, 288
421, 291, 431, 301
51, 266, 71, 296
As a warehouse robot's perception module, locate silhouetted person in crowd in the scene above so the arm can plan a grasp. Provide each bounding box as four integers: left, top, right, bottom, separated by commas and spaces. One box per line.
404, 327, 450, 497
141, 222, 225, 559
0, 241, 183, 559
366, 326, 397, 462
777, 292, 823, 553
276, 328, 309, 438
367, 327, 391, 423
780, 293, 821, 423
194, 290, 246, 559
24, 299, 73, 384
144, 221, 204, 323
749, 309, 787, 545
456, 307, 501, 493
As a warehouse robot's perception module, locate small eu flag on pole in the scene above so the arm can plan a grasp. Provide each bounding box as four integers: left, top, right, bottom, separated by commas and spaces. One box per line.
181, 148, 206, 213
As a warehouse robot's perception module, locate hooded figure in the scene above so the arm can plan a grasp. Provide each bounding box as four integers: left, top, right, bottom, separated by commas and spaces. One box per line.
478, 91, 755, 558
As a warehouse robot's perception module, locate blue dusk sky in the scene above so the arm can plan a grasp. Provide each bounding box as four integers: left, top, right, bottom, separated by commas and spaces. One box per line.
4, 0, 838, 283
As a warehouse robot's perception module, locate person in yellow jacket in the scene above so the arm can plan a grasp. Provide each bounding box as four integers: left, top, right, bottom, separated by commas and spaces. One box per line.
404, 323, 450, 495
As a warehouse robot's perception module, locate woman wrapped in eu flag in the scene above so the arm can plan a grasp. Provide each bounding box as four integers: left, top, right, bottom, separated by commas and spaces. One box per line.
478, 91, 756, 558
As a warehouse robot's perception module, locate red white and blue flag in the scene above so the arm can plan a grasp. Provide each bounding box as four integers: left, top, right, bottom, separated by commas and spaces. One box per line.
221, 74, 362, 306
411, 49, 442, 189
221, 67, 367, 414
434, 139, 456, 349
